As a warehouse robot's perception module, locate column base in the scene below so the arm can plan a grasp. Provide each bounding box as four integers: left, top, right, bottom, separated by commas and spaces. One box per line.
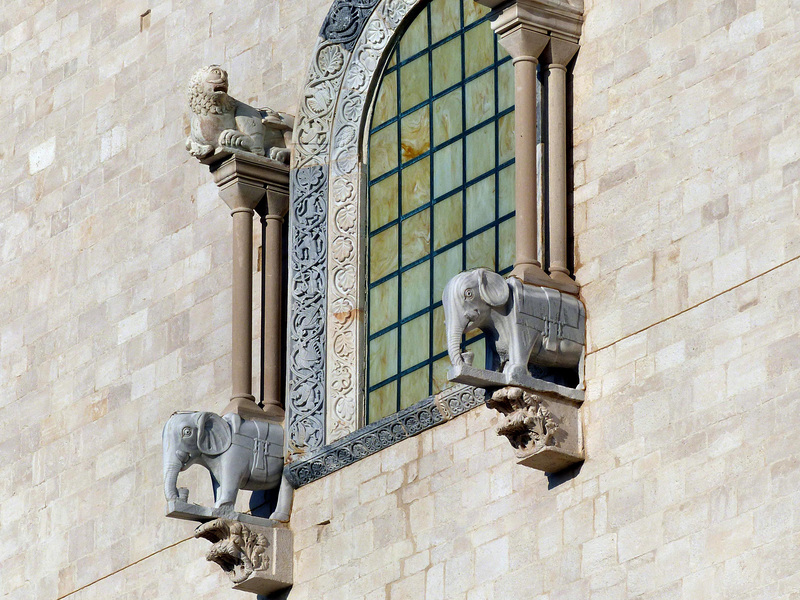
548, 270, 580, 295
223, 396, 283, 423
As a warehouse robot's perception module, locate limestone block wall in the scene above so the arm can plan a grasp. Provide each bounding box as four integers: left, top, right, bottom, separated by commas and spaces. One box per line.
1, 0, 799, 598
0, 0, 331, 598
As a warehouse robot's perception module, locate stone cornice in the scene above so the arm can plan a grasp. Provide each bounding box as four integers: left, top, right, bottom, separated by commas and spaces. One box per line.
477, 0, 583, 45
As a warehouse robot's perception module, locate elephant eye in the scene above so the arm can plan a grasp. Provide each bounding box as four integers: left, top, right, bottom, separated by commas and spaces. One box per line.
464, 288, 474, 300
181, 427, 192, 437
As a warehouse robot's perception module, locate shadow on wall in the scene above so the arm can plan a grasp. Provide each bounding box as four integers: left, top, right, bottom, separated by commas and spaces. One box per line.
547, 461, 583, 489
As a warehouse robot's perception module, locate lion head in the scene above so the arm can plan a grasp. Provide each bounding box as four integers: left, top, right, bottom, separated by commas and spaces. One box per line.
188, 65, 235, 116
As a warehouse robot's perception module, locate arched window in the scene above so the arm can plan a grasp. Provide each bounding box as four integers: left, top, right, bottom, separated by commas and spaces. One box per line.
366, 0, 516, 423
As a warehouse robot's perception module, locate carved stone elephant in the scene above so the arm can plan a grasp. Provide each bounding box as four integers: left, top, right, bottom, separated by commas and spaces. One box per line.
162, 411, 293, 521
442, 269, 585, 381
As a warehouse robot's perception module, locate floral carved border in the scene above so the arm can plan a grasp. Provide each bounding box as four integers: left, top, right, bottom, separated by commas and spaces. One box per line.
288, 0, 426, 458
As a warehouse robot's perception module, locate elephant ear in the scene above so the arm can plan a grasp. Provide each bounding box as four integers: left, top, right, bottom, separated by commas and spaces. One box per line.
196, 412, 232, 456
478, 269, 509, 307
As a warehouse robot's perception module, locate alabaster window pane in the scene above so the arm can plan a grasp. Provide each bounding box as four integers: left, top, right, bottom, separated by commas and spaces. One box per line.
463, 0, 489, 25
387, 49, 397, 69
466, 124, 495, 181
433, 244, 462, 301
498, 60, 514, 111
401, 260, 430, 318
369, 329, 398, 385
465, 176, 495, 234
464, 21, 493, 77
431, 356, 454, 394
368, 381, 397, 423
370, 276, 398, 334
401, 208, 431, 266
370, 225, 398, 281
498, 165, 515, 216
433, 89, 463, 146
498, 112, 515, 164
370, 124, 398, 179
433, 140, 463, 198
430, 0, 460, 43
373, 71, 398, 127
465, 71, 494, 129
400, 56, 429, 112
401, 157, 431, 213
401, 314, 430, 370
433, 192, 462, 250
370, 174, 399, 230
432, 37, 461, 95
400, 367, 429, 408
498, 217, 515, 271
400, 9, 429, 59
432, 305, 447, 355
401, 106, 430, 163
466, 227, 495, 270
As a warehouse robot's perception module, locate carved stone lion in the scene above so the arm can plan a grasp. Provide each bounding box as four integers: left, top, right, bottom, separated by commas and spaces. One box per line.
186, 65, 293, 163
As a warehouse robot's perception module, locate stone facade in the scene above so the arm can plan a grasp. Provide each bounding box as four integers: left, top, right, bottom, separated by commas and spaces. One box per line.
2, 1, 800, 600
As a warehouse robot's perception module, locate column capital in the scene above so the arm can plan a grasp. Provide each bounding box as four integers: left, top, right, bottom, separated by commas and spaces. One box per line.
477, 0, 584, 46
205, 150, 290, 212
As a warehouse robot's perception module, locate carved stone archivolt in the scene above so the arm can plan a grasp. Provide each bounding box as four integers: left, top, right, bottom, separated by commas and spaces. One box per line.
288, 0, 427, 457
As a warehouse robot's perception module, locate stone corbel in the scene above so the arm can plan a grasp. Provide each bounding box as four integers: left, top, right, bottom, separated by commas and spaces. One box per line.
196, 518, 292, 595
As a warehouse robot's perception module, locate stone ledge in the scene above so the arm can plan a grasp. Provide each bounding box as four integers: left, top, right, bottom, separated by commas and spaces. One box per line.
166, 499, 285, 528
448, 363, 585, 403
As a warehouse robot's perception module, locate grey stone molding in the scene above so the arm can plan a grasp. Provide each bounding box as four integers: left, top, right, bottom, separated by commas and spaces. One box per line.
195, 518, 293, 595
288, 0, 430, 457
284, 385, 485, 487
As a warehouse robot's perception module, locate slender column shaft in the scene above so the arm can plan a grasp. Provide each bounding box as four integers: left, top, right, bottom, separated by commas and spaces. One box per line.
261, 212, 284, 413
231, 206, 255, 403
547, 63, 569, 277
513, 55, 542, 272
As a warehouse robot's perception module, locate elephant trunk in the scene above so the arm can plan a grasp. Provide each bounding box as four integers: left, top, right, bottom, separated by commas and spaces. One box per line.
446, 314, 469, 367
163, 461, 182, 501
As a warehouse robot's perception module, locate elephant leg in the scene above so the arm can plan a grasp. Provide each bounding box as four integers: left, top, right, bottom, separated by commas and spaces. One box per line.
268, 474, 294, 522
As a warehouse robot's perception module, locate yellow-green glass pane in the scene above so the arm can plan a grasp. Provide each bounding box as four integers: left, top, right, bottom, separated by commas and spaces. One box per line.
373, 71, 397, 127
370, 277, 398, 334
498, 61, 514, 110
498, 112, 514, 164
370, 225, 398, 281
401, 314, 430, 370
368, 381, 397, 423
401, 157, 430, 213
400, 56, 429, 112
401, 367, 429, 408
433, 192, 462, 250
431, 0, 460, 42
370, 174, 398, 230
432, 356, 454, 394
401, 208, 430, 266
433, 88, 463, 145
466, 228, 495, 270
498, 165, 515, 215
464, 20, 494, 77
463, 336, 486, 370
433, 140, 463, 198
433, 305, 446, 355
465, 71, 494, 129
401, 106, 430, 163
498, 217, 515, 271
433, 245, 462, 301
369, 329, 398, 385
466, 124, 494, 181
401, 260, 430, 318
432, 37, 461, 95
387, 49, 397, 69
466, 177, 495, 233
463, 0, 489, 25
370, 124, 398, 179
399, 8, 429, 59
